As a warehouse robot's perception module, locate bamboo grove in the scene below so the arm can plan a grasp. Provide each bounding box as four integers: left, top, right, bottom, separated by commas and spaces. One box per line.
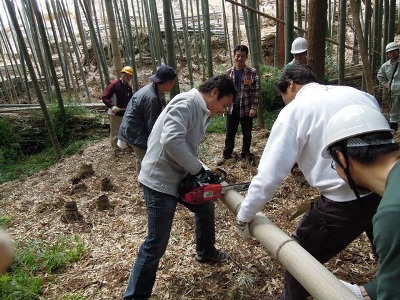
0, 0, 398, 158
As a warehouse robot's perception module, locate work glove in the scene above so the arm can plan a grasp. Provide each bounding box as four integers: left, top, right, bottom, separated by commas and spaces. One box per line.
339, 280, 363, 300
192, 167, 208, 182
191, 167, 224, 184
111, 106, 121, 113
235, 217, 251, 238
178, 168, 224, 200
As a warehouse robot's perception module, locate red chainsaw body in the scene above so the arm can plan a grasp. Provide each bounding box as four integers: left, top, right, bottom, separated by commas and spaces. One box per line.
183, 183, 222, 204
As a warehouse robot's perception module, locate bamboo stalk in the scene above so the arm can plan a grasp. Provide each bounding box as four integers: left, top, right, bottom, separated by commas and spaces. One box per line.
220, 189, 358, 300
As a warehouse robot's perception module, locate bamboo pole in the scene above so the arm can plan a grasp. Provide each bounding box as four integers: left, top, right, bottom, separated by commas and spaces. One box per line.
220, 189, 358, 300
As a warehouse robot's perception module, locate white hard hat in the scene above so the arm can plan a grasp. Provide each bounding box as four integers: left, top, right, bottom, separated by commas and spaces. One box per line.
385, 42, 400, 53
321, 105, 394, 158
291, 37, 308, 54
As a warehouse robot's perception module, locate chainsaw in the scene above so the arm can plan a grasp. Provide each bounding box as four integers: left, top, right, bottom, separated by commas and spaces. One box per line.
179, 168, 251, 205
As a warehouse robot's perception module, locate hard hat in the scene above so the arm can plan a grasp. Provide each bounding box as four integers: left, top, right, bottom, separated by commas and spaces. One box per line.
385, 42, 400, 53
291, 37, 308, 54
321, 105, 394, 158
121, 66, 134, 76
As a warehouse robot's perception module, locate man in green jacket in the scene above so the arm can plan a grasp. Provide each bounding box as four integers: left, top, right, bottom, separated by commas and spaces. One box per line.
377, 41, 400, 132
322, 104, 400, 300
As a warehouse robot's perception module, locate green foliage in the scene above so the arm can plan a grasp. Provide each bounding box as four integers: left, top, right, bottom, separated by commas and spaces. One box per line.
325, 45, 338, 80
258, 65, 283, 112
262, 109, 281, 130
207, 115, 227, 133
0, 216, 12, 227
0, 118, 22, 165
0, 271, 42, 300
0, 236, 85, 299
0, 104, 105, 184
47, 103, 101, 148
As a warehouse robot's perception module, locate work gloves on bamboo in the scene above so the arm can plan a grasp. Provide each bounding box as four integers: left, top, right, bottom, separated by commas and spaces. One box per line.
235, 217, 251, 238
340, 280, 364, 300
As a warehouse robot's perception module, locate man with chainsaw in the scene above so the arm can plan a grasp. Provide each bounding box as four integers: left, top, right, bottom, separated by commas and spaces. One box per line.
123, 75, 237, 300
235, 65, 381, 300
377, 41, 400, 132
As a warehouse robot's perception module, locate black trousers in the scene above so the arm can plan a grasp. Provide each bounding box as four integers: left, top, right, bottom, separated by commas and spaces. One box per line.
222, 105, 253, 159
281, 193, 381, 300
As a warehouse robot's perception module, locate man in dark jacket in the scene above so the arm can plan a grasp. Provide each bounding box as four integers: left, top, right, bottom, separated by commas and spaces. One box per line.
118, 64, 177, 174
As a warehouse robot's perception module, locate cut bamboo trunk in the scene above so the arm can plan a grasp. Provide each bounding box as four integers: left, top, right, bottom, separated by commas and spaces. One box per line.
221, 189, 358, 300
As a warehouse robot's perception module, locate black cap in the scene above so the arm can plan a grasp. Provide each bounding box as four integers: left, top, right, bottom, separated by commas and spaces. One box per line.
149, 64, 177, 83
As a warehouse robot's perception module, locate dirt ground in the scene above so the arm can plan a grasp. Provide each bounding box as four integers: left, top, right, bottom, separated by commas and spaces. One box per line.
1, 125, 392, 299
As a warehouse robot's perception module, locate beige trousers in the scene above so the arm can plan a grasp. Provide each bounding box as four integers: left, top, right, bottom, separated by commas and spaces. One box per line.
129, 145, 146, 175
109, 115, 123, 149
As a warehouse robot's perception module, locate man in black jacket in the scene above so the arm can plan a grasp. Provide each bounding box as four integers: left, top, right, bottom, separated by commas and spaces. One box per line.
118, 65, 177, 174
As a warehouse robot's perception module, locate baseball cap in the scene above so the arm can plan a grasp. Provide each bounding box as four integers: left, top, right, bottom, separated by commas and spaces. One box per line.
149, 64, 177, 83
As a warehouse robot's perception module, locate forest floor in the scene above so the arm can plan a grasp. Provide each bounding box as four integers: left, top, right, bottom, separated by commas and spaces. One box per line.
0, 1, 394, 298
2, 122, 398, 299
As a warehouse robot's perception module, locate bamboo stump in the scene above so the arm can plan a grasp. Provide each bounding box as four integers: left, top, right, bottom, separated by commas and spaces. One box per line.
61, 201, 84, 223
96, 194, 112, 211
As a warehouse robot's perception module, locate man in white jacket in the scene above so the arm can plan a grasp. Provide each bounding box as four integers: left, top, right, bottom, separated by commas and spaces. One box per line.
236, 65, 381, 300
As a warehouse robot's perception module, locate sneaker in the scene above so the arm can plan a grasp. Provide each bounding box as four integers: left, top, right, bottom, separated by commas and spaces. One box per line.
196, 249, 230, 263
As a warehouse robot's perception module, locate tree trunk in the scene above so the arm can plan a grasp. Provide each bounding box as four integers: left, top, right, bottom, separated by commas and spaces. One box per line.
163, 0, 180, 96
338, 0, 346, 84
284, 0, 294, 64
308, 0, 327, 83
202, 0, 213, 78
349, 0, 374, 95
105, 0, 123, 77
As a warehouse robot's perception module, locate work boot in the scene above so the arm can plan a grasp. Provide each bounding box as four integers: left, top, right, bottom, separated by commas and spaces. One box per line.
390, 122, 398, 132
217, 155, 233, 166
196, 249, 230, 263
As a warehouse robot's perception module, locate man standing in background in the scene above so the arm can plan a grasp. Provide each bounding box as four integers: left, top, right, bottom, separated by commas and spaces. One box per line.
377, 41, 400, 132
102, 66, 134, 153
118, 65, 177, 175
284, 37, 308, 69
218, 44, 259, 165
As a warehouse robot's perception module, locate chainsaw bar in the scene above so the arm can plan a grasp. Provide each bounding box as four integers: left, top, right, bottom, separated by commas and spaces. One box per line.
221, 182, 251, 193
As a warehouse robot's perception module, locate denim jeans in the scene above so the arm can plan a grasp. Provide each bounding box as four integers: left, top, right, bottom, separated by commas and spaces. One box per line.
123, 185, 216, 300
223, 105, 253, 159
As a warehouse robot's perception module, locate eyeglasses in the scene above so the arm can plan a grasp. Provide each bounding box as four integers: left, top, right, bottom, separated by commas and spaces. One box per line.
331, 159, 336, 170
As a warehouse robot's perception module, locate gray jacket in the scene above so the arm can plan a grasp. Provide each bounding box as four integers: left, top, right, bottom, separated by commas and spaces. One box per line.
377, 57, 400, 95
138, 88, 210, 197
118, 83, 165, 149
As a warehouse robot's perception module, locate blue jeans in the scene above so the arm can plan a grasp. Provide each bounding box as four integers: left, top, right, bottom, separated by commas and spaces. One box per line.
123, 185, 217, 300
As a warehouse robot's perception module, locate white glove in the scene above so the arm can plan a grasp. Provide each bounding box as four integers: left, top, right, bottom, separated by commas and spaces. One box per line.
111, 106, 121, 113
117, 139, 127, 149
340, 280, 363, 300
235, 217, 251, 238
